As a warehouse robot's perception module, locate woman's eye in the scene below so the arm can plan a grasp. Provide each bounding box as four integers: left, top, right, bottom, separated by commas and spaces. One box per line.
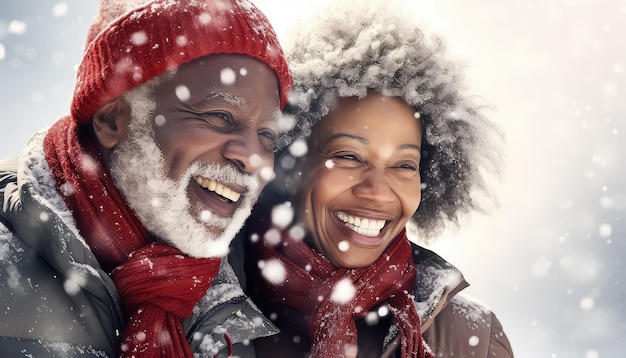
334, 153, 361, 162
392, 161, 420, 178
397, 163, 418, 171
328, 153, 364, 168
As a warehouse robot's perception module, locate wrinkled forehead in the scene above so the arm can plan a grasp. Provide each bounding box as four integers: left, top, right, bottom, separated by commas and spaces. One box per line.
175, 53, 273, 83
151, 53, 280, 108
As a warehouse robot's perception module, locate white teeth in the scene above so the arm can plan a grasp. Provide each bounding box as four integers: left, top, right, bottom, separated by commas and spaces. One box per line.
195, 176, 242, 203
336, 212, 386, 237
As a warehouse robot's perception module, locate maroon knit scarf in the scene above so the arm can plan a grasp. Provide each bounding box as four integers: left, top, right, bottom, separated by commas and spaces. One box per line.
43, 116, 221, 357
257, 228, 432, 358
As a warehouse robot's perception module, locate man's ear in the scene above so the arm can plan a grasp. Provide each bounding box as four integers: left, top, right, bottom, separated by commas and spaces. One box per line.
92, 98, 129, 149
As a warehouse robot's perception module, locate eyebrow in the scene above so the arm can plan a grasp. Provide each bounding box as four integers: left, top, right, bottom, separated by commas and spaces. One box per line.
398, 143, 421, 152
183, 92, 247, 112
326, 133, 368, 145
267, 109, 281, 124
326, 133, 421, 152
179, 91, 280, 128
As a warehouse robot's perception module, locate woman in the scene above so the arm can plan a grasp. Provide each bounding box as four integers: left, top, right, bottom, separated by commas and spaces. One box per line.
239, 2, 514, 357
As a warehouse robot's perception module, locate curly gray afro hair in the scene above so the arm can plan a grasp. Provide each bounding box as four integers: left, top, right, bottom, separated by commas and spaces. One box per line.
268, 1, 503, 242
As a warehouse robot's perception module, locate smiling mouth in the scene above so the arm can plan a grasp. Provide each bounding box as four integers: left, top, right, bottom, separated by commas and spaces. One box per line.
336, 211, 387, 237
194, 176, 242, 203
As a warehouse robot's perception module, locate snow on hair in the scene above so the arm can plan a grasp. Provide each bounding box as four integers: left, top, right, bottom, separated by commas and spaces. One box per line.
273, 1, 504, 241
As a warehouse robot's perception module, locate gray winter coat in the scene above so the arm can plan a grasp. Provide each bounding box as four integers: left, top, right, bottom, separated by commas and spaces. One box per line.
0, 130, 278, 357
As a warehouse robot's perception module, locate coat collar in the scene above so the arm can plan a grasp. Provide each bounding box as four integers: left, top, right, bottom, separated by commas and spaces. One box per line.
1, 127, 103, 278
411, 243, 469, 331
380, 243, 469, 356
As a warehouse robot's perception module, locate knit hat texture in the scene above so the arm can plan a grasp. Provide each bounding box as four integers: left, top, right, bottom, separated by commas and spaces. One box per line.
72, 0, 292, 124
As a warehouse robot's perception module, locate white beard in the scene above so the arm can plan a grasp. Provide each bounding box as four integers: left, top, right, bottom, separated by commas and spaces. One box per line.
109, 83, 261, 258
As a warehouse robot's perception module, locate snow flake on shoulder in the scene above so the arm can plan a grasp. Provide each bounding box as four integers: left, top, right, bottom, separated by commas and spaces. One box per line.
449, 293, 493, 330
18, 128, 83, 244
412, 245, 468, 321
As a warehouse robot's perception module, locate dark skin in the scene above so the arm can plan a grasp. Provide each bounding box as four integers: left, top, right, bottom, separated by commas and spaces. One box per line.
92, 54, 280, 172
91, 54, 281, 236
296, 94, 423, 268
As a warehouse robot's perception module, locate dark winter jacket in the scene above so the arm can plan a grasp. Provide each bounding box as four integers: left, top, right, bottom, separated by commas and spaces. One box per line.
0, 129, 278, 357
238, 227, 514, 358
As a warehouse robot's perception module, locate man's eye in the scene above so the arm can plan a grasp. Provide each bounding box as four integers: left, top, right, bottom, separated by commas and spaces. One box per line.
201, 111, 236, 130
258, 129, 277, 152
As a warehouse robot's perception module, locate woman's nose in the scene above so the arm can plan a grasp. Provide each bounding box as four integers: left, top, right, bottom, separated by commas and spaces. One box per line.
351, 169, 396, 204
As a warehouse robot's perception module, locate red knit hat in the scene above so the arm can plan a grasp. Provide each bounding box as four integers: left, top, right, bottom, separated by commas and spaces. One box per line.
71, 0, 292, 124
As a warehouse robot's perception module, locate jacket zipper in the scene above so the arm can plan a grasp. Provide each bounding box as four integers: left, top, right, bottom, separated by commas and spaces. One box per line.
101, 275, 125, 339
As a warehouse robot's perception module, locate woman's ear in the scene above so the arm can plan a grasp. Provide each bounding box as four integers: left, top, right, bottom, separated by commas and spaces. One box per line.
92, 98, 129, 149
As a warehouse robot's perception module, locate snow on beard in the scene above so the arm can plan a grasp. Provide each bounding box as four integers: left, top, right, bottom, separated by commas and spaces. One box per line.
109, 79, 261, 258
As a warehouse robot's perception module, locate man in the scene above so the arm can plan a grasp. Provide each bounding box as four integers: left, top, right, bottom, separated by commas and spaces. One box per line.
0, 0, 291, 357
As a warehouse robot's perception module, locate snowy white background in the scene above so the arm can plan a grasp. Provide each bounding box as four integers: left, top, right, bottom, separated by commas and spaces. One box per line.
1, 0, 624, 357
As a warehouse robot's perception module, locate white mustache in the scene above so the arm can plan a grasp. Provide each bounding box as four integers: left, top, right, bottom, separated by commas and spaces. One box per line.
187, 162, 260, 194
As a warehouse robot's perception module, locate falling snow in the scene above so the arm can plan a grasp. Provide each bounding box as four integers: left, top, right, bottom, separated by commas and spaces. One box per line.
270, 202, 293, 229
259, 259, 287, 285
220, 67, 237, 85
154, 114, 166, 126
175, 84, 191, 102
330, 277, 356, 304
0, 1, 625, 357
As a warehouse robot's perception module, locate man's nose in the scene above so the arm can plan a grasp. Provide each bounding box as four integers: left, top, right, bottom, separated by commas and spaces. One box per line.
221, 128, 273, 175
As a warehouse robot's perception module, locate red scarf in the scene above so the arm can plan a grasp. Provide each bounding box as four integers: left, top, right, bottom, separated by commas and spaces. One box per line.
43, 117, 221, 357
256, 228, 432, 358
